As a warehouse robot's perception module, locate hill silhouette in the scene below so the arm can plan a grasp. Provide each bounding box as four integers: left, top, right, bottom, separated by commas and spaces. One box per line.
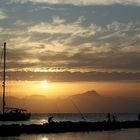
0, 90, 140, 113
70, 90, 101, 98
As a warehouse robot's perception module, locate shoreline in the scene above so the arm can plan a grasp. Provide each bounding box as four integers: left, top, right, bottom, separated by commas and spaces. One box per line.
0, 120, 140, 136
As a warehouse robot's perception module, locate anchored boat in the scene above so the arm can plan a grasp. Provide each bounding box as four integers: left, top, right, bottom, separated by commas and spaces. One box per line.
0, 42, 30, 121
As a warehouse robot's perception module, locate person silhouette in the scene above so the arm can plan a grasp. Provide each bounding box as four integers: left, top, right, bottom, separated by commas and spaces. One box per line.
48, 116, 54, 123
138, 114, 140, 121
112, 115, 116, 122
107, 113, 111, 122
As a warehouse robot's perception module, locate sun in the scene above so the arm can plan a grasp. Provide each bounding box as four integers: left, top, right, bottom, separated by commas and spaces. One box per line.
40, 80, 48, 88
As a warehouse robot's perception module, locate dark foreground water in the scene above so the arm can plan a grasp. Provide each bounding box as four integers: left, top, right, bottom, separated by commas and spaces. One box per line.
0, 113, 140, 140
1, 128, 140, 140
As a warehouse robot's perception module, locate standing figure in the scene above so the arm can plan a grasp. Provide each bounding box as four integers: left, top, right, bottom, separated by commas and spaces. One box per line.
107, 113, 111, 122
138, 114, 140, 121
112, 115, 116, 122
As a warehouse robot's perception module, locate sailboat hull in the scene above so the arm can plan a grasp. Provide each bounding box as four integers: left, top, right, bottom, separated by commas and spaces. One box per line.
0, 113, 30, 121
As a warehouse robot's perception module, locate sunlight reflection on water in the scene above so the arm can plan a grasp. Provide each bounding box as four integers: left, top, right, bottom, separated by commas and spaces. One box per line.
1, 129, 140, 140
41, 137, 49, 140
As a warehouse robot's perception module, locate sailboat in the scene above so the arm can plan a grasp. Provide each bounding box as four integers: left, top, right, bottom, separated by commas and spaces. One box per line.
0, 42, 31, 121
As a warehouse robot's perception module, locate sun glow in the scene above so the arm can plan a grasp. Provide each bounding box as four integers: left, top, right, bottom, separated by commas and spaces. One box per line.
40, 80, 48, 88
42, 137, 49, 140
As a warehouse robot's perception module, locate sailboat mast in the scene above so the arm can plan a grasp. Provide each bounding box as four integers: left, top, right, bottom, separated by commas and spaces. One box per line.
2, 42, 6, 114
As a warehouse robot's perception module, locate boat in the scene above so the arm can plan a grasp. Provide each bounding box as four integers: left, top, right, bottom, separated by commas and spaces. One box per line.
0, 42, 31, 121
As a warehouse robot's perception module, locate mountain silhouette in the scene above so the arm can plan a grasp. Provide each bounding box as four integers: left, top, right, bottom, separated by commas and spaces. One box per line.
0, 90, 140, 113
70, 90, 101, 98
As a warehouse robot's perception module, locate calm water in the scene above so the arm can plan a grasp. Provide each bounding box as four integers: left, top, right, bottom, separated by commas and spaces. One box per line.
0, 113, 140, 140
1, 129, 140, 140
0, 113, 139, 125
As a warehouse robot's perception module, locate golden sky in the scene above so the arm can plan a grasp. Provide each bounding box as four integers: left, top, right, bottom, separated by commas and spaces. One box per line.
2, 80, 139, 99
0, 0, 140, 112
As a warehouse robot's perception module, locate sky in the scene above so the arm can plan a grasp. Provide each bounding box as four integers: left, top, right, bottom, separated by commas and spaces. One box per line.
0, 0, 140, 112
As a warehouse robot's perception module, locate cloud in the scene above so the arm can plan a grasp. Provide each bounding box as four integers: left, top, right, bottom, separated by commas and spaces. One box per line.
4, 39, 140, 73
0, 1, 139, 74
99, 22, 136, 39
0, 28, 28, 37
0, 16, 139, 73
32, 42, 140, 72
28, 19, 140, 48
14, 20, 29, 26
31, 6, 65, 12
0, 9, 7, 20
1, 20, 138, 73
2, 71, 140, 82
28, 16, 96, 38
8, 0, 140, 6
120, 45, 140, 53
8, 0, 29, 4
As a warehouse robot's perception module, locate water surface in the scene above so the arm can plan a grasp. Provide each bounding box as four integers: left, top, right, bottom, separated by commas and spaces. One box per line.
0, 128, 140, 140
0, 113, 139, 140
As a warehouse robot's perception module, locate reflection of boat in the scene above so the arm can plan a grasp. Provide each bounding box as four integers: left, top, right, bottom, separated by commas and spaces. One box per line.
0, 42, 30, 121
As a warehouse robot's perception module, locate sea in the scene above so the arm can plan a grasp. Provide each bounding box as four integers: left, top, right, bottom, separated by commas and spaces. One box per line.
0, 113, 140, 140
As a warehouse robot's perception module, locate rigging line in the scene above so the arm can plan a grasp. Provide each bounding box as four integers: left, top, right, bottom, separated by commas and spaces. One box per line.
55, 101, 61, 121
55, 100, 66, 121
0, 48, 3, 68
0, 48, 4, 79
69, 97, 86, 122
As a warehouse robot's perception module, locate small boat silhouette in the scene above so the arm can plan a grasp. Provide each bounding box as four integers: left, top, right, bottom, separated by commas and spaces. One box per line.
0, 42, 30, 121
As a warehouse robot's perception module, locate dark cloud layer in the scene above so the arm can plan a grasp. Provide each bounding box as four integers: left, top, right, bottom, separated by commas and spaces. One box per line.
2, 71, 140, 82
3, 48, 140, 72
